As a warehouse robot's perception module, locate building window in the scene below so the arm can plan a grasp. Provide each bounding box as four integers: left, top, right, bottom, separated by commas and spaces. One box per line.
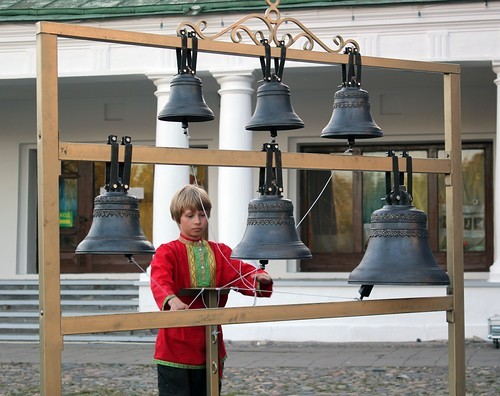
298, 142, 492, 272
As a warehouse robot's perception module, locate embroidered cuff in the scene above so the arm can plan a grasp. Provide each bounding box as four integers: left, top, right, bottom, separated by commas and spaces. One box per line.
162, 294, 177, 310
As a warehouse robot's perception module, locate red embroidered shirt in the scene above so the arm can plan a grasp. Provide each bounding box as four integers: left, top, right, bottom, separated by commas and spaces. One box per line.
150, 234, 273, 370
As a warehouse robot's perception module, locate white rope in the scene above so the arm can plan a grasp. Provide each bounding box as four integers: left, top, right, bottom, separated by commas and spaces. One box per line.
295, 170, 333, 229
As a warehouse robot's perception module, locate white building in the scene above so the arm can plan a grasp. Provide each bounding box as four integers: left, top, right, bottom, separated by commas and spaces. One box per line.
1, 0, 500, 343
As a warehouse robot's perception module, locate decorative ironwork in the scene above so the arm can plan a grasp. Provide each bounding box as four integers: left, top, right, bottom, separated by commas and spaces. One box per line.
177, 0, 359, 53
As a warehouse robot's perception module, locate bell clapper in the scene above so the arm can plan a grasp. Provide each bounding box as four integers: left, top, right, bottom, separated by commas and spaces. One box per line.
357, 284, 373, 300
269, 128, 277, 143
345, 138, 355, 154
182, 120, 190, 137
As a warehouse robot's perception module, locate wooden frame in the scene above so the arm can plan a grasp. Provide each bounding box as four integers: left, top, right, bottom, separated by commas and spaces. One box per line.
36, 20, 464, 396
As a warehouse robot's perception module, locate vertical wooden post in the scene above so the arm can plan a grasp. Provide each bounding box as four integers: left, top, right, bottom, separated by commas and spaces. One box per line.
180, 288, 225, 395
444, 72, 466, 396
36, 29, 63, 395
205, 289, 220, 396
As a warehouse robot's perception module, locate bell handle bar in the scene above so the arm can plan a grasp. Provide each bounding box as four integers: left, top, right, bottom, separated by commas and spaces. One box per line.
341, 47, 362, 88
105, 134, 132, 193
106, 135, 119, 192
176, 30, 198, 75
121, 136, 132, 190
385, 149, 413, 205
258, 39, 286, 82
274, 40, 286, 81
259, 39, 272, 81
402, 150, 413, 198
258, 141, 283, 196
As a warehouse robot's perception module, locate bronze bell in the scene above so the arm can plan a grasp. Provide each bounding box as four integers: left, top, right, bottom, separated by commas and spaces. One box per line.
246, 80, 304, 131
231, 194, 312, 260
76, 135, 155, 256
158, 73, 214, 124
321, 86, 382, 140
75, 191, 155, 255
348, 152, 449, 298
321, 48, 382, 150
246, 39, 304, 132
231, 141, 311, 262
158, 30, 214, 127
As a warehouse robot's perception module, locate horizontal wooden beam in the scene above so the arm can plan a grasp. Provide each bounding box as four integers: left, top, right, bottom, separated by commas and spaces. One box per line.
37, 21, 459, 74
61, 296, 453, 335
59, 142, 451, 174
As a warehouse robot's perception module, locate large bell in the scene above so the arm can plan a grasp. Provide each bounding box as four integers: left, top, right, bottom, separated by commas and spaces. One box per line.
231, 195, 312, 260
321, 85, 383, 140
349, 151, 449, 299
348, 191, 450, 286
76, 191, 155, 255
158, 73, 215, 124
246, 80, 304, 131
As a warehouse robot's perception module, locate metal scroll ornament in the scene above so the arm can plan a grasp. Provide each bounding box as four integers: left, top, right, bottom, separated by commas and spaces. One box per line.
177, 0, 358, 53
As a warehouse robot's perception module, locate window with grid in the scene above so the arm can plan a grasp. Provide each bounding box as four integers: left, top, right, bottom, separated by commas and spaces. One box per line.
298, 142, 492, 273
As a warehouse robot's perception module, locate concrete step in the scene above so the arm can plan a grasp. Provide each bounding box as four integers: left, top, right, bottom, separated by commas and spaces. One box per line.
1, 289, 138, 296
0, 333, 156, 342
0, 300, 139, 312
0, 279, 140, 290
0, 278, 151, 343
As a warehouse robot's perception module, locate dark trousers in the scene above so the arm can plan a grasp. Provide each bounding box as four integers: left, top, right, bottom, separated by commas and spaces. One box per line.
157, 364, 220, 396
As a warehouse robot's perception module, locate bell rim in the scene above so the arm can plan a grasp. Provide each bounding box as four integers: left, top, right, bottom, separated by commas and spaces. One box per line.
158, 113, 215, 123
75, 238, 156, 255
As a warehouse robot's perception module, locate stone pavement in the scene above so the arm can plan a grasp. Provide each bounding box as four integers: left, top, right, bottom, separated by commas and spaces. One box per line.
0, 339, 499, 395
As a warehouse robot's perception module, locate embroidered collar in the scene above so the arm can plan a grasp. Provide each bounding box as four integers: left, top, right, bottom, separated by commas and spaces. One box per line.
178, 234, 203, 245
178, 234, 215, 288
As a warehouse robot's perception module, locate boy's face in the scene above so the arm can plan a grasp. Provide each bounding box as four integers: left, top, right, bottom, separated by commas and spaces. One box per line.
179, 208, 208, 240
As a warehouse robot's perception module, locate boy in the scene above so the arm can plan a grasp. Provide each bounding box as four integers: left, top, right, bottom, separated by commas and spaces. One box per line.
150, 184, 273, 395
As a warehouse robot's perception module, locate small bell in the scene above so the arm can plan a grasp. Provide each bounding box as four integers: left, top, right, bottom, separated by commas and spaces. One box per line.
158, 31, 214, 129
246, 80, 304, 131
321, 86, 382, 140
246, 40, 304, 132
158, 73, 214, 124
321, 48, 382, 151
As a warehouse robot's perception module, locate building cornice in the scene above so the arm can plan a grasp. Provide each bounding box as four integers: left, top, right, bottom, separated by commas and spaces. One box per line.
0, 2, 498, 79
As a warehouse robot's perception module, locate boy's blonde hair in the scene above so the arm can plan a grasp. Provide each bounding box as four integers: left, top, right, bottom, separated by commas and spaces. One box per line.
170, 184, 212, 223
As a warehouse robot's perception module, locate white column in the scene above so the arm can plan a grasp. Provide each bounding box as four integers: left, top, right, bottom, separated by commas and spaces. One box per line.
148, 74, 190, 247
489, 61, 500, 282
213, 71, 255, 248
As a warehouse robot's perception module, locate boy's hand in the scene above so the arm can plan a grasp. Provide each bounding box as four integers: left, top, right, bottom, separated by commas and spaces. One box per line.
255, 273, 273, 285
168, 296, 189, 311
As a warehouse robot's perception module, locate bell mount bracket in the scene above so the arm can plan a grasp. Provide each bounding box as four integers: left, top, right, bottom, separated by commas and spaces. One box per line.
104, 134, 132, 193
384, 149, 413, 206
